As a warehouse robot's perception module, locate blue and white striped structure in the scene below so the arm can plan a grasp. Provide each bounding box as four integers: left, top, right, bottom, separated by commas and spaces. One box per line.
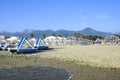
34, 38, 49, 50
8, 37, 36, 53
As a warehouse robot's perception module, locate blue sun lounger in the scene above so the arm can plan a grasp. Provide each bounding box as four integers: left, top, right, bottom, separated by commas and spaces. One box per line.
34, 38, 49, 50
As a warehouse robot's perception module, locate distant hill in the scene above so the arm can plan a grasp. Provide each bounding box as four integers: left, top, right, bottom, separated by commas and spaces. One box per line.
0, 27, 113, 38
116, 32, 120, 35
79, 27, 112, 37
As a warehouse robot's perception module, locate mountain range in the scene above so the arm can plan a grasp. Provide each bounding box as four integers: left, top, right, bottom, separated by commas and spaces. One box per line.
0, 27, 113, 38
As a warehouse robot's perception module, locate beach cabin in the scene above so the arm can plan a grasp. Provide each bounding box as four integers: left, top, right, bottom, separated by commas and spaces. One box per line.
105, 35, 120, 45
93, 39, 102, 45
79, 39, 93, 45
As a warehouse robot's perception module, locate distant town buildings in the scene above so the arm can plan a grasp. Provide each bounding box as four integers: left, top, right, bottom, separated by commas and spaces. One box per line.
0, 35, 120, 46
0, 35, 5, 40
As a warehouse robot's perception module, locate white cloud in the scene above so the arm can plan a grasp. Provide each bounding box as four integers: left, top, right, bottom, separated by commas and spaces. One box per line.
72, 9, 110, 21
97, 13, 110, 19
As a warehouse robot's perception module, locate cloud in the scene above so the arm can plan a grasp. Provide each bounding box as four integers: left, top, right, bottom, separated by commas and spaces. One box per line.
72, 9, 110, 21
82, 13, 110, 22
71, 9, 83, 17
96, 13, 110, 19
71, 9, 111, 29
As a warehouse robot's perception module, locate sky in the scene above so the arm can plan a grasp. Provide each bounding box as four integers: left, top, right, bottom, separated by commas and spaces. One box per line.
0, 0, 120, 32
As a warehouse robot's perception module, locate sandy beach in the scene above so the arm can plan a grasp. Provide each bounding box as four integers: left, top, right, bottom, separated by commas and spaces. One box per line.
0, 45, 120, 80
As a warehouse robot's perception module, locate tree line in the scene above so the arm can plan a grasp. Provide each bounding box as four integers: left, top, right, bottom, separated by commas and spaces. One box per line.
30, 32, 104, 41
73, 33, 103, 41
30, 32, 63, 39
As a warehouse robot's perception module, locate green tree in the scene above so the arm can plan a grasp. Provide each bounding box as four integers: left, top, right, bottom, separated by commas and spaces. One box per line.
30, 32, 34, 38
73, 33, 83, 38
78, 33, 83, 38
42, 34, 46, 39
51, 33, 56, 36
84, 35, 103, 41
58, 34, 63, 37
114, 34, 120, 38
4, 35, 10, 39
73, 33, 77, 37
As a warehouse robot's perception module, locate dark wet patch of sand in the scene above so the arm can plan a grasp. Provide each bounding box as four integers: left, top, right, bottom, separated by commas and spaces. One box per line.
0, 66, 72, 80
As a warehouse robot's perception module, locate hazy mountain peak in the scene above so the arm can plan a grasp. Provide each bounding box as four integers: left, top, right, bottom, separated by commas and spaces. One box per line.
82, 27, 96, 32
56, 29, 67, 32
0, 27, 113, 37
